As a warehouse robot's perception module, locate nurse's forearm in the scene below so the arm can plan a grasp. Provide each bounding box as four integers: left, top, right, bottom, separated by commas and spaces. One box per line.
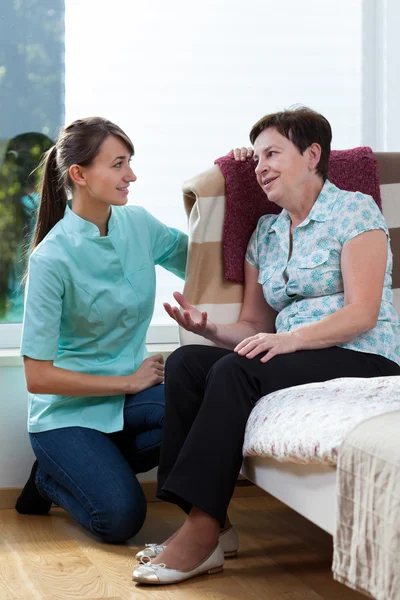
24, 360, 132, 396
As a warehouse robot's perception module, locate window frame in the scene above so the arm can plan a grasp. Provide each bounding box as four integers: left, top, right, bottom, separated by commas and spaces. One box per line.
0, 322, 179, 350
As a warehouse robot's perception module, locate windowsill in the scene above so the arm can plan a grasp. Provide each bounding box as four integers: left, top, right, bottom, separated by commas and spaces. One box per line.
0, 343, 180, 368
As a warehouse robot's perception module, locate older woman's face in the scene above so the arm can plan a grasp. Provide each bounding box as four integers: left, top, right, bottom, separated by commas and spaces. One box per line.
253, 127, 311, 204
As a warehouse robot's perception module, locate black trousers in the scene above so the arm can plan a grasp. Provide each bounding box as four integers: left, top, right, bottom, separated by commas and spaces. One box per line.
156, 345, 400, 525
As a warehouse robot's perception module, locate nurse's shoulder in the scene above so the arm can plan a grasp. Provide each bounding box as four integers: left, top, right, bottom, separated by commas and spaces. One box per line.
29, 219, 66, 267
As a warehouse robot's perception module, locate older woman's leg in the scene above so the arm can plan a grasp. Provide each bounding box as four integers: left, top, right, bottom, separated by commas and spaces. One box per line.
152, 344, 399, 572
152, 345, 263, 571
157, 345, 264, 525
157, 345, 232, 512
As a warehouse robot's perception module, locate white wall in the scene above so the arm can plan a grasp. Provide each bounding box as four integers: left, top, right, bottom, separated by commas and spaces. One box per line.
0, 365, 34, 487
362, 0, 400, 151
385, 1, 400, 150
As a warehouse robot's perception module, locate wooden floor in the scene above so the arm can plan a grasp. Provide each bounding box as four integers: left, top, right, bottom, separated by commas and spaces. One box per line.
0, 495, 364, 600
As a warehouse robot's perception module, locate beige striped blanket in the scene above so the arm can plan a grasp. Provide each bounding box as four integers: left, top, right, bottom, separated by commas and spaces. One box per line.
180, 152, 400, 346
333, 410, 400, 599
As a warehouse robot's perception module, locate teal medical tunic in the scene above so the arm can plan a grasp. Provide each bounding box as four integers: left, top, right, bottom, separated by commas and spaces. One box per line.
20, 205, 187, 434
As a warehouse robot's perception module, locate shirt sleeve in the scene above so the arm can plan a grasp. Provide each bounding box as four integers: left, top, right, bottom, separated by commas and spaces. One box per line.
20, 251, 64, 360
142, 208, 188, 280
337, 192, 389, 246
245, 227, 259, 269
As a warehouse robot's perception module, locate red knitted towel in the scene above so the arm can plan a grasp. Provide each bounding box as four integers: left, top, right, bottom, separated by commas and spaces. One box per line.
215, 146, 382, 284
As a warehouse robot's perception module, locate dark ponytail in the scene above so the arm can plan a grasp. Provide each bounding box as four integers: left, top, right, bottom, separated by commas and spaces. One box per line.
31, 145, 67, 250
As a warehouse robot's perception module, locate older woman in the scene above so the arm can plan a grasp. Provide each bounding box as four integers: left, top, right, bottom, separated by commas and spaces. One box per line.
133, 107, 400, 585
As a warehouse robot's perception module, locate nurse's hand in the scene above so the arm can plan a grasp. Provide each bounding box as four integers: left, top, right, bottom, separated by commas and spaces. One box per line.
164, 291, 217, 338
231, 147, 254, 161
127, 354, 164, 393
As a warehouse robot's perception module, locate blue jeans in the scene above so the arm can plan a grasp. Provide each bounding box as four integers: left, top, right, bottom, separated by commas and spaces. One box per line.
30, 385, 165, 543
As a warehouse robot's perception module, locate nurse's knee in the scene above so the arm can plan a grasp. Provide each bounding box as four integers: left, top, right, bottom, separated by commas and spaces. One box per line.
94, 492, 147, 544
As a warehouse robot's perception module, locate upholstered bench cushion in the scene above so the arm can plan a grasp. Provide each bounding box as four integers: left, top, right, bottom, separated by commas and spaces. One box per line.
243, 376, 400, 465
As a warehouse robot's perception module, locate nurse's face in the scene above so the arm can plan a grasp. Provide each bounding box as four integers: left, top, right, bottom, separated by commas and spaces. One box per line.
77, 135, 137, 206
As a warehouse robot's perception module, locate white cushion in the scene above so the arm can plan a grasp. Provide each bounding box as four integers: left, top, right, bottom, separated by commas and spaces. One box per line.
243, 376, 400, 465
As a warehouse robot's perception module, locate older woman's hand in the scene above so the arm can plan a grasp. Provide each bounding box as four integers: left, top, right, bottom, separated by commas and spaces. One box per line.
231, 147, 254, 161
234, 331, 300, 363
163, 291, 217, 337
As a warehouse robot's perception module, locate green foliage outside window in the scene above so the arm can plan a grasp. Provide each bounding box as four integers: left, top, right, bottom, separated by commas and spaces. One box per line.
0, 0, 64, 322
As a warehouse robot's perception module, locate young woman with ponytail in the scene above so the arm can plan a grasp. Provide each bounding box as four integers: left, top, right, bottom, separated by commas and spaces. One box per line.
15, 117, 188, 543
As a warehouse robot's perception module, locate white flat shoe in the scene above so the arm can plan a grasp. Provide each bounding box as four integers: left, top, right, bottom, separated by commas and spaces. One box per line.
220, 525, 239, 557
135, 543, 166, 562
132, 543, 224, 585
135, 525, 239, 562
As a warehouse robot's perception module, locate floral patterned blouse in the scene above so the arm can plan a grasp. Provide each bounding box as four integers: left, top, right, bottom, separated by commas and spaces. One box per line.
245, 179, 400, 365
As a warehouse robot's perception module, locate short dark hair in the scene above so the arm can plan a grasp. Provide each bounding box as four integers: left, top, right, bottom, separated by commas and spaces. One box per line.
249, 106, 332, 180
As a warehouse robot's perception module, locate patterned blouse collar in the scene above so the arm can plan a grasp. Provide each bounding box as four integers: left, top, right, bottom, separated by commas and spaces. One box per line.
269, 179, 340, 233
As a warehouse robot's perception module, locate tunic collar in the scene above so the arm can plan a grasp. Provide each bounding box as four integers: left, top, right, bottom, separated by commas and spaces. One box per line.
62, 204, 116, 238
